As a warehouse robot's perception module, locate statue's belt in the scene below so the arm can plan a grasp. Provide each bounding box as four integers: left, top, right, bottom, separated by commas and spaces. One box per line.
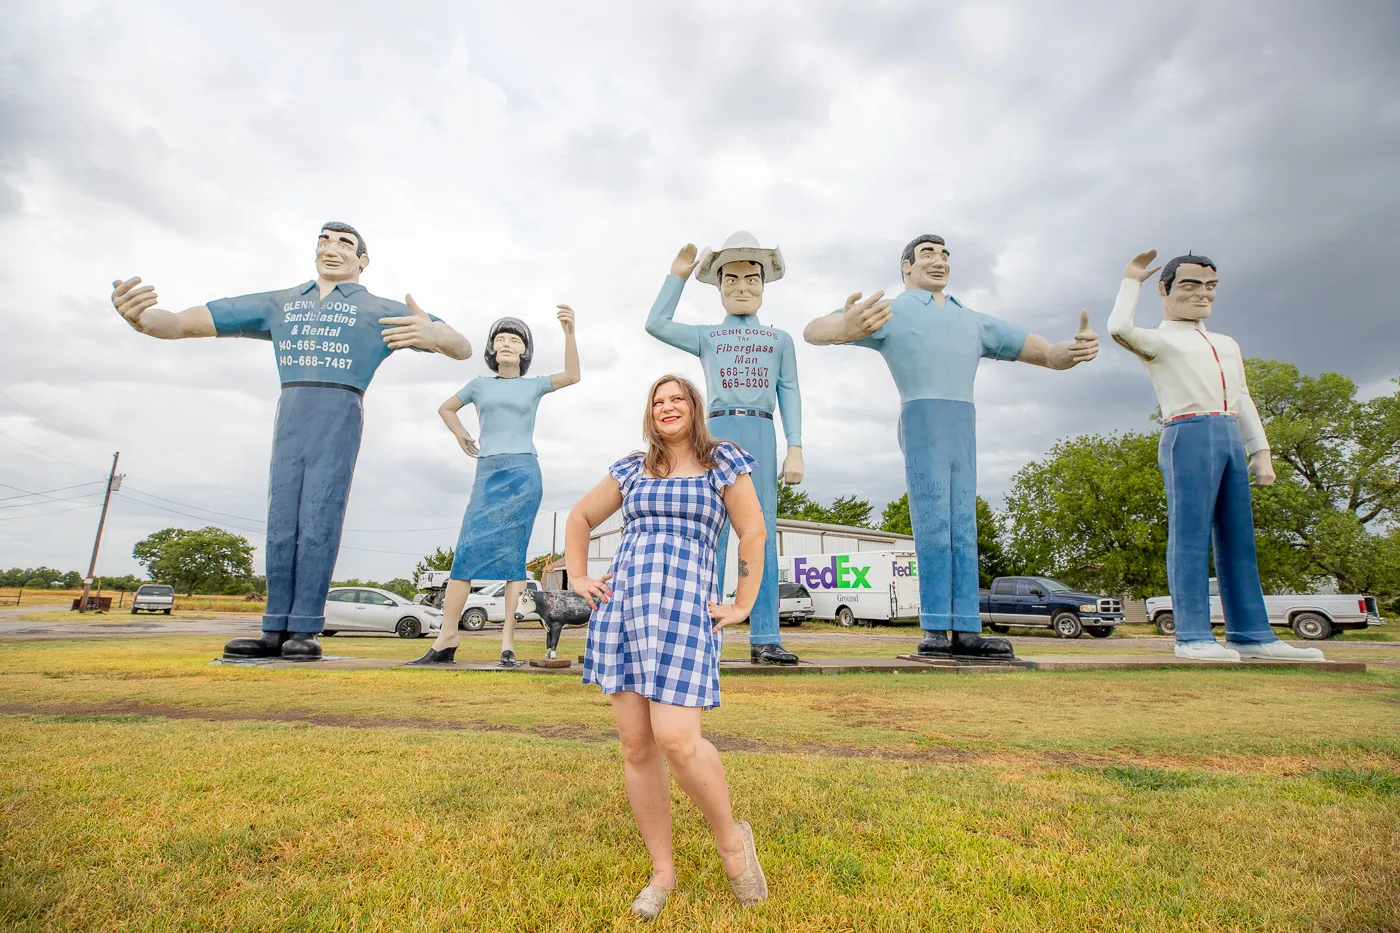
282, 381, 364, 396
709, 408, 773, 420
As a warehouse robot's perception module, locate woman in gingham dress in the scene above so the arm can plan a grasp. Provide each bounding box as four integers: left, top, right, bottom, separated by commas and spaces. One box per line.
565, 374, 770, 920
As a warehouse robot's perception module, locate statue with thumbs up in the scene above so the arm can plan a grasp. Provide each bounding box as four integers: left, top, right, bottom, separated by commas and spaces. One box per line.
110, 222, 471, 660
804, 233, 1099, 660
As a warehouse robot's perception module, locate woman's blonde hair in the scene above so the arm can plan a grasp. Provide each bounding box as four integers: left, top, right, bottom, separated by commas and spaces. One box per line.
642, 374, 722, 479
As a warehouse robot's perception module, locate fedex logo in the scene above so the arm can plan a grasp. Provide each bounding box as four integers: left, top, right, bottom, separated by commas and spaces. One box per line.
893, 560, 917, 577
793, 556, 871, 590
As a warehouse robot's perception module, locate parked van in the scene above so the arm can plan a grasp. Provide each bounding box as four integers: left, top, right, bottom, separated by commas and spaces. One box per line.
776, 550, 920, 627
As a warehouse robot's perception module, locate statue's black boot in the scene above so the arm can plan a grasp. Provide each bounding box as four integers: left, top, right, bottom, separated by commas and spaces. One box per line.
408, 645, 457, 665
499, 649, 521, 668
223, 630, 289, 659
751, 643, 800, 665
280, 633, 323, 660
949, 630, 1015, 659
916, 632, 953, 657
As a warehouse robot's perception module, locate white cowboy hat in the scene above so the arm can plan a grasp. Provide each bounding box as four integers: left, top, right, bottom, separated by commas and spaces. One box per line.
695, 230, 786, 285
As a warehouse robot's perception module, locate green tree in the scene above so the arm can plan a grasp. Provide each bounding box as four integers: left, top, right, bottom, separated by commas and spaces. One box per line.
1248, 362, 1400, 599
100, 575, 142, 593
824, 495, 873, 529
776, 482, 818, 521
779, 484, 874, 528
413, 546, 455, 580
1003, 431, 1168, 598
382, 578, 416, 600
882, 492, 1011, 586
132, 527, 256, 596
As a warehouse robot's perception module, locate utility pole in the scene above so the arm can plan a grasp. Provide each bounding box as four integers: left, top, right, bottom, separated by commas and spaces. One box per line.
78, 452, 122, 613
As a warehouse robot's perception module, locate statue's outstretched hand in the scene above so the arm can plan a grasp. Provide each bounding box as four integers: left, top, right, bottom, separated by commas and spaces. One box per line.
671, 244, 700, 280
842, 290, 891, 341
111, 277, 160, 333
556, 304, 575, 335
1068, 309, 1099, 364
380, 295, 437, 350
1124, 250, 1162, 283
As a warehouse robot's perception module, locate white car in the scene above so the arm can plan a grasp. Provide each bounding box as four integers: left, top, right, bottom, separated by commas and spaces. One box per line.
778, 582, 814, 625
1146, 579, 1384, 640
460, 579, 544, 631
131, 583, 175, 614
322, 587, 444, 639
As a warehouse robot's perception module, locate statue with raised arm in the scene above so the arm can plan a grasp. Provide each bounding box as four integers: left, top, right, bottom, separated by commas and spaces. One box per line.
110, 222, 471, 660
804, 234, 1099, 659
410, 305, 582, 668
1107, 250, 1324, 662
645, 232, 803, 665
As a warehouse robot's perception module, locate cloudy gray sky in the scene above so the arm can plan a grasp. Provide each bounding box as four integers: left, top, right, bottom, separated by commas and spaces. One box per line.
2, 0, 1397, 583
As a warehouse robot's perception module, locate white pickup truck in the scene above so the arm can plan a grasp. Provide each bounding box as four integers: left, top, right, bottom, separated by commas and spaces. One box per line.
414, 571, 542, 631
131, 584, 175, 614
1146, 580, 1384, 640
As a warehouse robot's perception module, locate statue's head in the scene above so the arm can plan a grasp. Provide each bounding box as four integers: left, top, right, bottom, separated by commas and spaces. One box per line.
1158, 254, 1218, 322
900, 234, 949, 293
316, 222, 369, 282
485, 317, 534, 375
718, 260, 765, 316
695, 231, 784, 317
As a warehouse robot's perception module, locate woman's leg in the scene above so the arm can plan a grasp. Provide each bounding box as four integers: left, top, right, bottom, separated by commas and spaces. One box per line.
501, 579, 525, 656
611, 691, 676, 888
428, 579, 471, 651
649, 702, 745, 878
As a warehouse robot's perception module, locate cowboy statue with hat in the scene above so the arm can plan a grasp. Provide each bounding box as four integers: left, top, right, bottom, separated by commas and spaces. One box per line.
645, 231, 803, 665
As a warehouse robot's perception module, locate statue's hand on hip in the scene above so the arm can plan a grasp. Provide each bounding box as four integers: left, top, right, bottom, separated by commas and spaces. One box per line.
457, 434, 479, 458
1248, 450, 1276, 487
781, 446, 804, 484
111, 277, 160, 333
842, 290, 891, 341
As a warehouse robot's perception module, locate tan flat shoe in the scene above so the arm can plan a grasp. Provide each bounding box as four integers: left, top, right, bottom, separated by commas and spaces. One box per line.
728, 820, 768, 906
630, 884, 671, 921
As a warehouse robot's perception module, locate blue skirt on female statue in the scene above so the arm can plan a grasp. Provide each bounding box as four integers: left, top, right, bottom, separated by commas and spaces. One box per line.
451, 453, 543, 581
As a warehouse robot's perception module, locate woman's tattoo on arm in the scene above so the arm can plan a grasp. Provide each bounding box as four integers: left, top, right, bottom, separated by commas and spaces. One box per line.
738, 558, 750, 578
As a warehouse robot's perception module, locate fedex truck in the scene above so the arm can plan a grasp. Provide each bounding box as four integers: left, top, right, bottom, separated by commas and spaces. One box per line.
776, 550, 920, 627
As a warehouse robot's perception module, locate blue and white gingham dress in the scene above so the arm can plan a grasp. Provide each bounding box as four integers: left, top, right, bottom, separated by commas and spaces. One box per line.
583, 443, 756, 709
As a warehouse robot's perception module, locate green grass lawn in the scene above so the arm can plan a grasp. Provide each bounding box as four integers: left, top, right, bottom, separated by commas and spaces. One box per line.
1, 636, 1397, 932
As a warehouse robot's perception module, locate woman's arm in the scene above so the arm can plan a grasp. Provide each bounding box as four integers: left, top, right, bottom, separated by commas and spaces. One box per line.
565, 475, 625, 607
709, 473, 767, 630
551, 304, 581, 390
438, 394, 479, 457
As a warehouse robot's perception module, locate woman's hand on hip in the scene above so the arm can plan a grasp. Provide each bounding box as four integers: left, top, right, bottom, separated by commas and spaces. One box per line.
572, 573, 613, 609
708, 601, 751, 632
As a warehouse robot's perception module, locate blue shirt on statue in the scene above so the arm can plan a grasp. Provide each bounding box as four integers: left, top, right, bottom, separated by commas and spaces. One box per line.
207, 281, 441, 393
850, 289, 1028, 404
645, 275, 803, 447
455, 375, 556, 458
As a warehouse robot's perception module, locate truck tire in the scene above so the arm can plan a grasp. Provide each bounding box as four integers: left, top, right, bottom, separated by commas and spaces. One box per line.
163, 608, 172, 615
835, 606, 856, 628
1086, 626, 1113, 638
462, 608, 488, 631
1291, 612, 1331, 641
1154, 612, 1176, 637
989, 623, 1010, 634
1053, 612, 1083, 639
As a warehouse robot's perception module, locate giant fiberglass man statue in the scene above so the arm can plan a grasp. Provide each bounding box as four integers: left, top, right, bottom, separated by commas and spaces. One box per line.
411, 306, 581, 668
805, 234, 1099, 659
1107, 250, 1324, 662
645, 232, 803, 665
110, 222, 471, 659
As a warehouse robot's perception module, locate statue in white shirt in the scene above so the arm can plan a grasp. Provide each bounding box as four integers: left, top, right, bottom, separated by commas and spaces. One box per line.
1107, 250, 1323, 663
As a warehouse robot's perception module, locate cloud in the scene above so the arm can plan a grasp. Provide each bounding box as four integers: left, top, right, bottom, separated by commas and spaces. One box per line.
1, 0, 1396, 582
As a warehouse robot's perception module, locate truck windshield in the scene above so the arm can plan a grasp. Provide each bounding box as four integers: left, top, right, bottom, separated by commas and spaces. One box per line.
778, 584, 810, 599
1032, 578, 1073, 593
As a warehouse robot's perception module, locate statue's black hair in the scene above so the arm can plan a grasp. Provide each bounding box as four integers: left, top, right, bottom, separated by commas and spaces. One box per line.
1160, 253, 1217, 294
900, 234, 947, 273
485, 317, 534, 374
320, 221, 367, 257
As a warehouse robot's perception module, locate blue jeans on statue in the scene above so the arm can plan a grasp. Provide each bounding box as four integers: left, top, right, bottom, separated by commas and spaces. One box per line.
262, 385, 364, 634
1159, 414, 1277, 646
899, 399, 981, 633
712, 412, 780, 646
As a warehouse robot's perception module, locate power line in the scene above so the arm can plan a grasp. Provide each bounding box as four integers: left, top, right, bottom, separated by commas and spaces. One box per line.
0, 480, 107, 502
0, 502, 101, 522
0, 492, 104, 510
112, 493, 265, 534
120, 485, 267, 525
0, 429, 107, 477
0, 390, 107, 455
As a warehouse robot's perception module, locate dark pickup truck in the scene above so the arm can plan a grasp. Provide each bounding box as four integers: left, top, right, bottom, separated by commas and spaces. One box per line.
980, 576, 1125, 638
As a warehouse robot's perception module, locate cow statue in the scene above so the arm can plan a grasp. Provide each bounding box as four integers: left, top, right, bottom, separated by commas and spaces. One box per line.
516, 588, 592, 659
